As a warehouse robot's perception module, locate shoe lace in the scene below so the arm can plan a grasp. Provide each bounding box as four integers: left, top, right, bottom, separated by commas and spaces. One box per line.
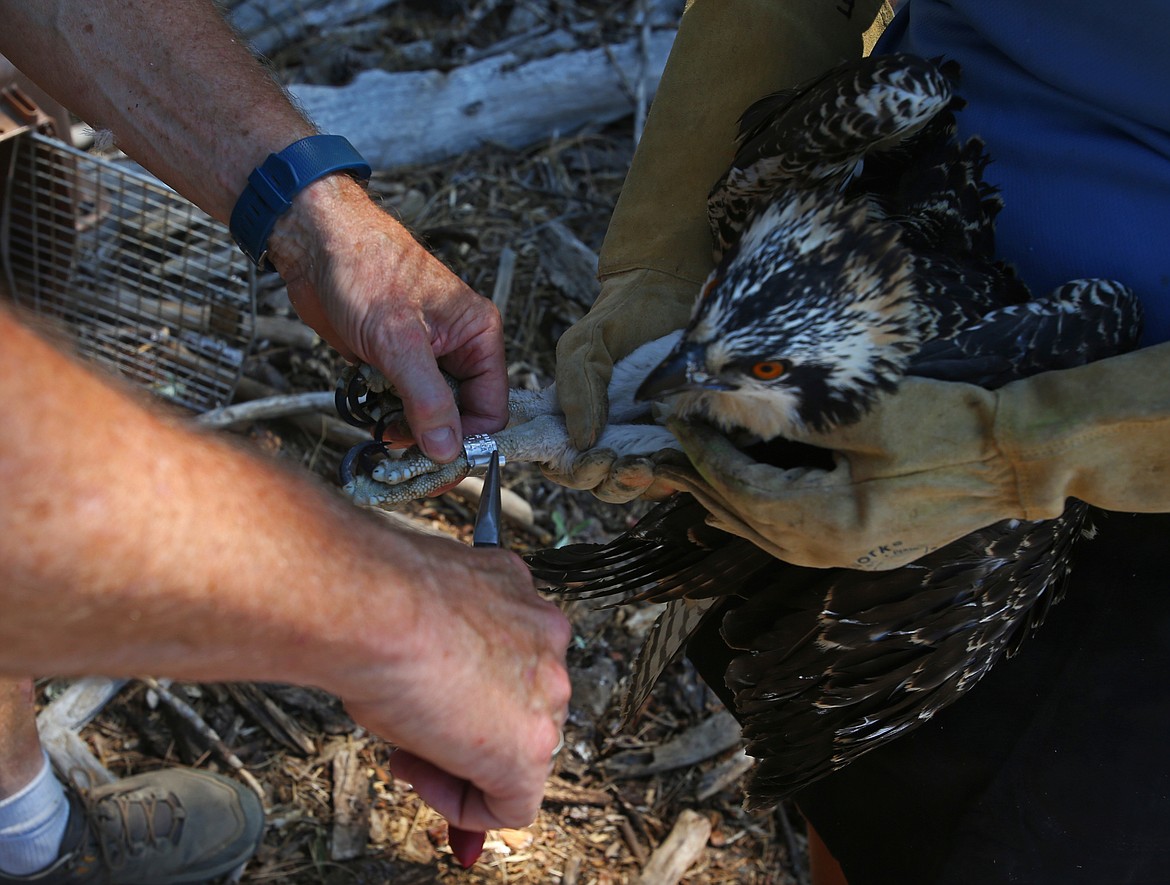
91, 790, 187, 870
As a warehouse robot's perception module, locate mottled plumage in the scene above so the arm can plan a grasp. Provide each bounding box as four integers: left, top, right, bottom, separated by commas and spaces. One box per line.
528, 54, 1143, 808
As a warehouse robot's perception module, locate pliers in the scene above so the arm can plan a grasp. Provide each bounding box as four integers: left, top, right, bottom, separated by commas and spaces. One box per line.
447, 448, 502, 868
472, 448, 503, 549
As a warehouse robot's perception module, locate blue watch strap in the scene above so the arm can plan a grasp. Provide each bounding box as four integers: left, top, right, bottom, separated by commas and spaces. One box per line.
229, 134, 372, 269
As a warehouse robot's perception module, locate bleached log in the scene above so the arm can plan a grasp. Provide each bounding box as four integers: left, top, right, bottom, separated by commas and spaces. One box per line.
195, 391, 336, 429
36, 677, 129, 789
537, 222, 600, 308
229, 0, 399, 57
289, 31, 677, 169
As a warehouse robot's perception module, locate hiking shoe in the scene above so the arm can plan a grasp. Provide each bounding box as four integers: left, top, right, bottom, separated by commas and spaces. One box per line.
0, 768, 265, 884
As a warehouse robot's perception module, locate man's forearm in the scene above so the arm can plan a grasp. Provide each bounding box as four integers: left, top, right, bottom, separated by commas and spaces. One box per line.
0, 306, 401, 684
0, 0, 314, 222
1, 304, 572, 829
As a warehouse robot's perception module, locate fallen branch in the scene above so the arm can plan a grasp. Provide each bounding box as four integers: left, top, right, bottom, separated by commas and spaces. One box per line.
605, 709, 742, 778
232, 377, 370, 448
289, 31, 676, 169
229, 0, 399, 57
452, 474, 535, 529
695, 747, 755, 801
195, 391, 336, 429
541, 777, 612, 807
36, 677, 128, 789
491, 245, 517, 318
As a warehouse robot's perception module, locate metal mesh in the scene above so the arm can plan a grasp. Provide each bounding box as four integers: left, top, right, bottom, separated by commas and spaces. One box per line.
1, 131, 255, 412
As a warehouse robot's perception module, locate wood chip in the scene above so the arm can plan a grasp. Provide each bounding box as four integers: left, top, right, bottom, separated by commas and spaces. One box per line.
331, 745, 372, 861
497, 827, 535, 850
635, 809, 712, 885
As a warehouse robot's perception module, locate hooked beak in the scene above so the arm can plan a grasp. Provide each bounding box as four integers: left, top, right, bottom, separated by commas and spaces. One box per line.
635, 345, 735, 402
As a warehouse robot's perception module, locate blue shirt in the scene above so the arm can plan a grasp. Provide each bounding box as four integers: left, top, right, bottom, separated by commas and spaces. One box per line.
878, 1, 1170, 344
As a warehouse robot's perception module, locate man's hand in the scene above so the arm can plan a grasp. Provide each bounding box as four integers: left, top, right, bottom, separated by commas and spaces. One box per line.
268, 176, 508, 464
334, 533, 572, 830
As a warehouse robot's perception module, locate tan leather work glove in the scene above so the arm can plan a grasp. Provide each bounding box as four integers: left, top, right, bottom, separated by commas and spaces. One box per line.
555, 0, 894, 456
658, 342, 1170, 571
539, 447, 689, 504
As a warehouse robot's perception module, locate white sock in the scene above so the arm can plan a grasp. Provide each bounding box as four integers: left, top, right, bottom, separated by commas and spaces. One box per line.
0, 754, 70, 875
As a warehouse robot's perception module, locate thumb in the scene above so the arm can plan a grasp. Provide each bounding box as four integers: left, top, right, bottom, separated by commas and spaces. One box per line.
372, 338, 462, 463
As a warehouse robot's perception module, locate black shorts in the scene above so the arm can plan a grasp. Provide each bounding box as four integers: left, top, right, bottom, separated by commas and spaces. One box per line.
790, 511, 1170, 884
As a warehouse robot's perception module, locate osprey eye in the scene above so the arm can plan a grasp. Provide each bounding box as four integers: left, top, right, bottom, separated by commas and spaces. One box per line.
751, 360, 787, 380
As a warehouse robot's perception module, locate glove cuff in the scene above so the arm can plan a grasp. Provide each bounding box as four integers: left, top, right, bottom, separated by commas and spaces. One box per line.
995, 342, 1170, 518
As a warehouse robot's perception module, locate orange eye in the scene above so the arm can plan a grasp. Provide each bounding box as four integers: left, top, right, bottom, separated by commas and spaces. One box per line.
751, 360, 786, 380
699, 277, 720, 300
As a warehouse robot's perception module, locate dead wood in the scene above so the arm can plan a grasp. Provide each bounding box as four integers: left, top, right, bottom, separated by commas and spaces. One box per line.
452, 474, 536, 530
253, 314, 320, 349
195, 391, 336, 429
142, 678, 265, 801
541, 777, 612, 807
635, 808, 712, 885
288, 31, 675, 169
36, 678, 128, 789
490, 244, 517, 317
232, 376, 370, 447
606, 709, 743, 778
228, 0, 400, 57
223, 683, 318, 756
696, 747, 756, 802
330, 742, 373, 861
537, 220, 601, 307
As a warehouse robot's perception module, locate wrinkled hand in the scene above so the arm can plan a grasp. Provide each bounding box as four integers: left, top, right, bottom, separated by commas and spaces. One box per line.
334, 530, 572, 830
662, 377, 1030, 570
540, 446, 688, 504
268, 175, 507, 463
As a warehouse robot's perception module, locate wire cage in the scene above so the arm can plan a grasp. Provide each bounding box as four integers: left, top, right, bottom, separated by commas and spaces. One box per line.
1, 130, 255, 412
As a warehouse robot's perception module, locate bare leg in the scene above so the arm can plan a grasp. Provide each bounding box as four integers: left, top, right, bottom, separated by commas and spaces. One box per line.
0, 678, 47, 797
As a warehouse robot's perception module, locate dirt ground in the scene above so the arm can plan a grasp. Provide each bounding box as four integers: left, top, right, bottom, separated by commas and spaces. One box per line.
45, 3, 812, 882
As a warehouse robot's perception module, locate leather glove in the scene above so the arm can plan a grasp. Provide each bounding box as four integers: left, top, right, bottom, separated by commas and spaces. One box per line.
659, 342, 1170, 570
540, 447, 689, 504
556, 0, 894, 454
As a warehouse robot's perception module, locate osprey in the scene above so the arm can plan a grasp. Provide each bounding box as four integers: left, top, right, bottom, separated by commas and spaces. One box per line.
338, 54, 1142, 807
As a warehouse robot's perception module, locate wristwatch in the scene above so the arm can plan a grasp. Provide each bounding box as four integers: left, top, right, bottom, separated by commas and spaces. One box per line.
230, 134, 371, 269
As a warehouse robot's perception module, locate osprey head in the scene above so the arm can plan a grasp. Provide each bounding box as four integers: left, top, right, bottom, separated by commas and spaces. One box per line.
638, 188, 923, 441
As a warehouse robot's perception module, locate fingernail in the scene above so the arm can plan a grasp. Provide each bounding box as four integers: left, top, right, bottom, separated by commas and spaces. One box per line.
422, 426, 459, 462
